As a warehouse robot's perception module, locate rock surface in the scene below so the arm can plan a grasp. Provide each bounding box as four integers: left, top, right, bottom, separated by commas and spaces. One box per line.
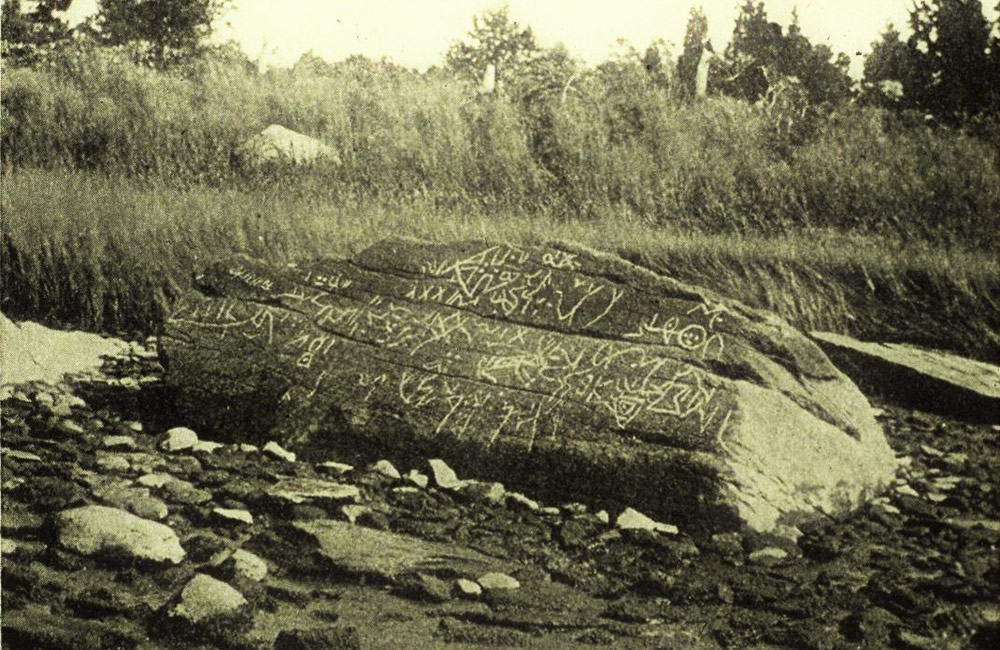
233, 124, 341, 169
812, 331, 1000, 423
162, 239, 896, 533
55, 504, 186, 564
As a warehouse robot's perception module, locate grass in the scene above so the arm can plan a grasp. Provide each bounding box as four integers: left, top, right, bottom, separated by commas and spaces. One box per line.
3, 167, 997, 362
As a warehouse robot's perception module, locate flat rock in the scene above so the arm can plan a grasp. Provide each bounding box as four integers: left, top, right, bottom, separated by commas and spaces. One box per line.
222, 548, 268, 581
263, 441, 296, 463
290, 518, 504, 580
166, 573, 247, 624
162, 240, 897, 533
616, 507, 679, 534
213, 507, 254, 526
55, 505, 185, 564
811, 331, 1000, 423
159, 427, 199, 452
477, 571, 521, 590
269, 477, 360, 505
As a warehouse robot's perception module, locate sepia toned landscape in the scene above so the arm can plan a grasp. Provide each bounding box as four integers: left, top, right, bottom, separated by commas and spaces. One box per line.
1, 1, 998, 648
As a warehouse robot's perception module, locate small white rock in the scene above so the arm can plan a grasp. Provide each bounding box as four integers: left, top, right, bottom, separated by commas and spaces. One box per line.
96, 455, 131, 472
102, 435, 136, 450
226, 549, 268, 581
159, 427, 199, 452
505, 492, 539, 512
56, 505, 185, 564
3, 449, 42, 462
136, 473, 174, 489
615, 507, 679, 535
748, 547, 789, 564
894, 484, 921, 498
167, 574, 246, 624
404, 470, 429, 489
263, 441, 296, 463
428, 458, 463, 490
191, 440, 224, 454
454, 578, 482, 599
477, 572, 520, 590
213, 508, 254, 526
371, 459, 401, 480
594, 510, 610, 525
236, 443, 259, 453
318, 461, 353, 475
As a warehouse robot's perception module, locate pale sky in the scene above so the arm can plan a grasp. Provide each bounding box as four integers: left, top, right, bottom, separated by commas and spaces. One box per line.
58, 0, 999, 78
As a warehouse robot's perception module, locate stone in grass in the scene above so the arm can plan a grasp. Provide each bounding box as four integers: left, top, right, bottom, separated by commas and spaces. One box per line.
221, 548, 268, 582
273, 626, 362, 650
263, 441, 296, 463
615, 507, 679, 535
371, 459, 401, 480
428, 458, 465, 490
457, 481, 505, 505
162, 574, 250, 640
95, 455, 131, 473
55, 505, 185, 564
318, 461, 353, 476
159, 427, 199, 452
101, 435, 136, 450
454, 578, 483, 600
748, 547, 789, 565
137, 472, 174, 489
269, 477, 360, 505
404, 470, 429, 489
192, 440, 224, 454
477, 572, 520, 591
505, 492, 539, 512
213, 507, 254, 526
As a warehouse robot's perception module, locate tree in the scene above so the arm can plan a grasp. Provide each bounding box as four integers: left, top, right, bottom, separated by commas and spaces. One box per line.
89, 0, 230, 65
1, 0, 73, 63
861, 24, 918, 108
675, 7, 710, 100
445, 5, 538, 89
906, 0, 994, 122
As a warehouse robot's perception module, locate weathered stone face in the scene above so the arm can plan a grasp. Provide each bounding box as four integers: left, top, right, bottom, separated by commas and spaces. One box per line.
162, 239, 896, 533
233, 124, 341, 170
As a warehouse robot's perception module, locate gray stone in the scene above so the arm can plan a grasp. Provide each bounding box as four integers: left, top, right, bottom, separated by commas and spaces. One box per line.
191, 440, 224, 454
269, 477, 360, 505
506, 492, 540, 511
318, 461, 353, 475
102, 435, 136, 450
159, 427, 198, 452
477, 572, 520, 590
263, 441, 296, 463
213, 507, 254, 526
56, 418, 85, 436
163, 240, 898, 533
428, 458, 464, 490
137, 472, 174, 489
454, 577, 483, 599
290, 519, 503, 580
371, 459, 401, 480
615, 507, 679, 535
166, 573, 247, 624
748, 547, 789, 564
55, 505, 185, 563
404, 469, 429, 489
811, 331, 1000, 422
234, 124, 341, 169
223, 548, 268, 581
3, 449, 42, 462
95, 455, 131, 472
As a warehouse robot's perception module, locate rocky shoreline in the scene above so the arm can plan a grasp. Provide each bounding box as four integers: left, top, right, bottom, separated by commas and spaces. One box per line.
1, 340, 998, 649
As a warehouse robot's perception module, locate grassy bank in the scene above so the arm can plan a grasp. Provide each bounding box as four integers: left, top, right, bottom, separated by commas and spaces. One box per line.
3, 48, 999, 250
3, 168, 996, 362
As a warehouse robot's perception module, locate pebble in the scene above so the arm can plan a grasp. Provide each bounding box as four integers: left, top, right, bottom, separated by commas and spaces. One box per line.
404, 470, 429, 489
213, 508, 254, 526
371, 459, 401, 480
166, 574, 247, 624
191, 440, 224, 454
505, 492, 540, 511
428, 458, 463, 490
318, 461, 353, 475
102, 435, 136, 450
56, 419, 85, 436
159, 427, 199, 452
96, 455, 131, 472
454, 578, 483, 599
615, 507, 679, 535
263, 441, 296, 463
748, 547, 789, 564
477, 572, 520, 590
55, 505, 185, 564
224, 549, 268, 581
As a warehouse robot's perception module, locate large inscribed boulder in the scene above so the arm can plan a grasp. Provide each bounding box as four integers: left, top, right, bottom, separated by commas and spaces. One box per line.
161, 239, 896, 533
233, 125, 341, 169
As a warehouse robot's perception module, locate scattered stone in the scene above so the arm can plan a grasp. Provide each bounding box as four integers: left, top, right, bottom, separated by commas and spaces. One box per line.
269, 477, 360, 505
234, 124, 342, 170
919, 444, 944, 458
594, 510, 610, 525
55, 505, 185, 564
159, 427, 198, 452
403, 469, 429, 489
56, 418, 85, 436
236, 443, 259, 453
538, 506, 562, 516
340, 504, 371, 524
213, 508, 254, 526
428, 458, 464, 490
167, 455, 203, 475
95, 455, 131, 472
615, 507, 679, 535
93, 483, 169, 521
505, 492, 539, 511
191, 440, 224, 454
137, 472, 174, 489
161, 478, 213, 505
2, 449, 42, 462
477, 572, 521, 590
318, 461, 353, 475
126, 420, 143, 433
273, 627, 361, 650
263, 441, 296, 463
165, 573, 247, 624
749, 547, 789, 565
454, 578, 483, 599
561, 502, 589, 516
102, 435, 136, 450
289, 519, 502, 580
222, 549, 268, 582
894, 483, 921, 498
457, 480, 506, 504
371, 459, 401, 480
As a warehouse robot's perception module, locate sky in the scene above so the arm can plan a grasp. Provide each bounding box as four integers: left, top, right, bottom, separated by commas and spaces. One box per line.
58, 0, 999, 78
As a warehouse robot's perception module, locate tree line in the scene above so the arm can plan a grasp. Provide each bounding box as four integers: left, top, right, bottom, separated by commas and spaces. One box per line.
2, 0, 999, 128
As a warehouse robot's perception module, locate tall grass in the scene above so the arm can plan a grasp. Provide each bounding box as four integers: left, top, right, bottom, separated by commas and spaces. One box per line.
3, 46, 998, 249
3, 168, 997, 361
